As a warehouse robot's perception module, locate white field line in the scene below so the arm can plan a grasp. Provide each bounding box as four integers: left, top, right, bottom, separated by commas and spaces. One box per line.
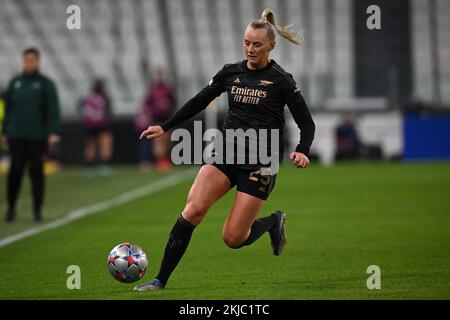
0, 169, 196, 248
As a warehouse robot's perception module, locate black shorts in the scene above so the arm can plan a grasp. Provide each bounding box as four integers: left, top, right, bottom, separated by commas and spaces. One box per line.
86, 127, 110, 137
211, 163, 277, 200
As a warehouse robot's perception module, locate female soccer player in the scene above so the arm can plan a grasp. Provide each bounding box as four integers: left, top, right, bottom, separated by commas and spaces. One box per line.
134, 9, 315, 291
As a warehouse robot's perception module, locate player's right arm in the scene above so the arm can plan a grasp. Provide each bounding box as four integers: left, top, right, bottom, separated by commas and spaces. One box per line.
140, 66, 227, 140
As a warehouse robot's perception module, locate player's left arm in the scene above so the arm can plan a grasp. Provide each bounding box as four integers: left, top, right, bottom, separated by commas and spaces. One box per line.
45, 79, 62, 146
140, 66, 228, 140
283, 75, 315, 168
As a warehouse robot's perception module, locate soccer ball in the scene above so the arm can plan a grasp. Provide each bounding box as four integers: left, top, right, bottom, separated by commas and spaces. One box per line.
107, 243, 148, 283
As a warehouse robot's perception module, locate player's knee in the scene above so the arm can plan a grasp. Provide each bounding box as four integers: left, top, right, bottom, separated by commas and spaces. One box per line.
222, 232, 246, 249
182, 201, 208, 225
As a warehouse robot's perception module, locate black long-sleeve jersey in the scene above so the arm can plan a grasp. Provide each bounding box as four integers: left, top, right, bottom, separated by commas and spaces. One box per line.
161, 59, 315, 169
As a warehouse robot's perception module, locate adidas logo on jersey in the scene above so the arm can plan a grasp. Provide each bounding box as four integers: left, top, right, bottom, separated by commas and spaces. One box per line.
233, 77, 240, 83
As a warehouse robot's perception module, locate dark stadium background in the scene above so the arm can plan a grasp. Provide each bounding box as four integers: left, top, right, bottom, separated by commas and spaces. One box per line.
1, 0, 448, 165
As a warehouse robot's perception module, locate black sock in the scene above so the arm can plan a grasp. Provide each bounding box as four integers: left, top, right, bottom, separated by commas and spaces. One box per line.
155, 215, 196, 286
240, 214, 277, 247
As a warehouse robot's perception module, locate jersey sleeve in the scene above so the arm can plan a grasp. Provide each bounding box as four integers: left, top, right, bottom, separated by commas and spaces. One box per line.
283, 74, 315, 156
2, 78, 15, 135
160, 66, 227, 132
45, 79, 61, 135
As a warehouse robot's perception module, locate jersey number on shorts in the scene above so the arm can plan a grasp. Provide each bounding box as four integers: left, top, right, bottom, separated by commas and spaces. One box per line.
249, 170, 272, 193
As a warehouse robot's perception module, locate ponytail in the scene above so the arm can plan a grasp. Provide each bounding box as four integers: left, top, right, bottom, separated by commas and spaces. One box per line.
250, 8, 304, 46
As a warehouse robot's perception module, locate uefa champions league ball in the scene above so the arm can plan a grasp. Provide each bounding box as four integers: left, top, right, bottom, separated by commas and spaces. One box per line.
107, 243, 148, 283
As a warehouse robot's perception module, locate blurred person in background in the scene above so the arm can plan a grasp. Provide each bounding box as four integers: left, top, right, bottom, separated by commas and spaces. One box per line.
80, 79, 114, 178
1, 48, 61, 222
142, 70, 174, 173
0, 87, 7, 174
403, 95, 427, 116
335, 112, 361, 160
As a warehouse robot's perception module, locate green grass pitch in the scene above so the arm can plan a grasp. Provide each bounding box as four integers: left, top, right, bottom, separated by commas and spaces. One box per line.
0, 162, 449, 299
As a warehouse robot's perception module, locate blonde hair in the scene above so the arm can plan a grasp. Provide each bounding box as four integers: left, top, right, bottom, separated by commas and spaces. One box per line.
249, 8, 304, 45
